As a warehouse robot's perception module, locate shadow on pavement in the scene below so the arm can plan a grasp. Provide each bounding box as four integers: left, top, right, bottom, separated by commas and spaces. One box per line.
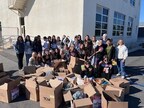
129, 86, 142, 95
125, 95, 142, 108
129, 50, 144, 57
126, 66, 144, 77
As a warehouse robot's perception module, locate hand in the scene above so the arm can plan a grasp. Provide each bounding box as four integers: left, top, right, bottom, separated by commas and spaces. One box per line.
122, 59, 125, 63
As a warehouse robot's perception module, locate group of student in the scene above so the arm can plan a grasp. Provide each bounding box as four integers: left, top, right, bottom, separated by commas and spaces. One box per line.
13, 34, 128, 80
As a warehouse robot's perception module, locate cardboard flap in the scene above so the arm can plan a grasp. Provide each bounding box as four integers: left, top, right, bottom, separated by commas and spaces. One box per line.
25, 78, 37, 87
49, 79, 62, 88
103, 91, 120, 102
0, 75, 9, 85
69, 56, 77, 68
73, 98, 92, 107
63, 90, 73, 102
105, 85, 124, 97
24, 66, 36, 74
45, 74, 55, 81
108, 101, 128, 108
84, 83, 96, 97
95, 84, 104, 95
42, 67, 54, 73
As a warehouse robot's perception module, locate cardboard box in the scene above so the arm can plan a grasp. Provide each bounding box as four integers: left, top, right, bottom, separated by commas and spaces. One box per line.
0, 72, 7, 78
105, 85, 125, 101
102, 91, 128, 108
25, 77, 39, 101
0, 63, 4, 72
39, 79, 63, 108
0, 77, 20, 103
94, 78, 111, 89
23, 66, 36, 74
63, 83, 96, 108
53, 59, 67, 71
109, 77, 130, 95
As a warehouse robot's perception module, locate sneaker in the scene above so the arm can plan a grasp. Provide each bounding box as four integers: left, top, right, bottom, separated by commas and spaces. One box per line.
121, 76, 125, 79
126, 77, 130, 80
116, 73, 121, 76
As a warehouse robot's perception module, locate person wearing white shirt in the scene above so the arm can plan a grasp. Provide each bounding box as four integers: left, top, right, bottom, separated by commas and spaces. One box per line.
116, 39, 128, 79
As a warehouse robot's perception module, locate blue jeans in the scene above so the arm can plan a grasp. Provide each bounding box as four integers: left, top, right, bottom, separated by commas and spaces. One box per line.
25, 54, 32, 66
117, 59, 126, 76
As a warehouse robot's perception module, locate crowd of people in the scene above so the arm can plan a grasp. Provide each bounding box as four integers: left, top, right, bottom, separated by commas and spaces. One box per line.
13, 34, 128, 80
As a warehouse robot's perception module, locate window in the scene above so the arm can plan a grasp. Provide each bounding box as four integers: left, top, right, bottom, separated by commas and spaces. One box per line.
95, 5, 109, 36
113, 12, 125, 36
130, 0, 135, 6
127, 17, 133, 36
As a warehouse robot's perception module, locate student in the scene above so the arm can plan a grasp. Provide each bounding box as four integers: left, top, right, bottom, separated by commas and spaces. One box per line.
51, 35, 57, 50
14, 36, 25, 69
102, 33, 107, 45
78, 43, 86, 59
116, 39, 128, 79
53, 48, 61, 59
37, 52, 44, 66
90, 39, 105, 68
69, 44, 79, 57
32, 36, 42, 54
42, 36, 50, 51
62, 36, 72, 47
56, 36, 61, 49
98, 56, 112, 80
81, 61, 95, 79
42, 50, 51, 66
28, 52, 37, 66
84, 35, 93, 58
105, 38, 115, 63
24, 35, 33, 66
92, 36, 99, 50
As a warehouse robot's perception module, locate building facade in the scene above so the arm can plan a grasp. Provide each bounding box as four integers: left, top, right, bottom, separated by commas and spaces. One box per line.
0, 0, 141, 46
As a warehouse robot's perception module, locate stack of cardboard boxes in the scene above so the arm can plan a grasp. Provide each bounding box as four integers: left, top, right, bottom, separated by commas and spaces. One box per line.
0, 58, 130, 108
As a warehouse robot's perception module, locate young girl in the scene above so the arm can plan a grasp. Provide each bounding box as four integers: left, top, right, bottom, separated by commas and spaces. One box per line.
14, 36, 25, 69
98, 56, 112, 80
25, 35, 33, 66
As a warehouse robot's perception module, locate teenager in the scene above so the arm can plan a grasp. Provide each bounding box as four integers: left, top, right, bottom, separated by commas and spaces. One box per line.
116, 39, 128, 79
14, 36, 25, 69
24, 35, 33, 66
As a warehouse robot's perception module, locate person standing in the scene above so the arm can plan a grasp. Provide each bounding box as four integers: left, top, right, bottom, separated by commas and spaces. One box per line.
32, 36, 42, 54
105, 38, 115, 63
14, 36, 25, 69
116, 39, 128, 79
24, 35, 33, 66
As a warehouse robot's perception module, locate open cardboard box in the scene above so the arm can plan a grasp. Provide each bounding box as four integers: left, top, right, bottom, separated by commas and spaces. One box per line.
25, 77, 40, 101
94, 78, 111, 89
0, 76, 20, 103
102, 91, 128, 108
109, 77, 130, 95
63, 83, 97, 108
39, 79, 63, 108
105, 85, 125, 101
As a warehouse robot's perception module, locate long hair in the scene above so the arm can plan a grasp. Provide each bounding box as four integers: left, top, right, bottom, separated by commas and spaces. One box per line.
17, 36, 24, 42
25, 35, 32, 46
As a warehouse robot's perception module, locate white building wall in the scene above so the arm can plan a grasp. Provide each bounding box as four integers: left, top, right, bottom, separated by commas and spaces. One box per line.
25, 0, 84, 39
0, 0, 19, 38
83, 0, 141, 45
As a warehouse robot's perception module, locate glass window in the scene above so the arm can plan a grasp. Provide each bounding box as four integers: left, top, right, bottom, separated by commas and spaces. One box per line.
127, 17, 133, 36
95, 5, 109, 36
112, 12, 125, 36
130, 0, 135, 6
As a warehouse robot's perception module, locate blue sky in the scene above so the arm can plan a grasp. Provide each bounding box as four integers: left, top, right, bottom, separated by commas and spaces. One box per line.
140, 0, 144, 22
